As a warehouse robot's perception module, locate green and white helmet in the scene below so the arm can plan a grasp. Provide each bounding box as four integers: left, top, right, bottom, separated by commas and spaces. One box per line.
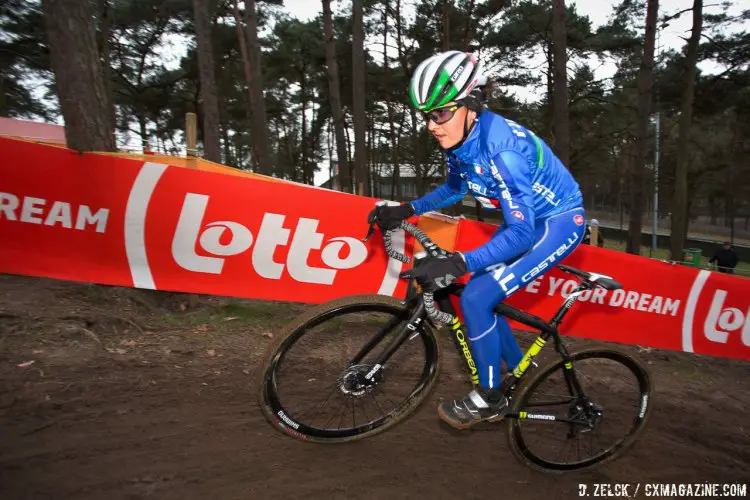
409, 50, 485, 112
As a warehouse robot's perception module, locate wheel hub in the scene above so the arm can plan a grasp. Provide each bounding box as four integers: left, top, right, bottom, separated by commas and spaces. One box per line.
568, 399, 604, 434
339, 364, 381, 397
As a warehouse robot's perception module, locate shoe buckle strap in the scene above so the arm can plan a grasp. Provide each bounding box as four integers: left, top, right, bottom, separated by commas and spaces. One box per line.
468, 390, 489, 409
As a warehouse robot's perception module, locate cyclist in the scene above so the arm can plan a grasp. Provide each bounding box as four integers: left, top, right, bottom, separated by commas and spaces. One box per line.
368, 50, 586, 430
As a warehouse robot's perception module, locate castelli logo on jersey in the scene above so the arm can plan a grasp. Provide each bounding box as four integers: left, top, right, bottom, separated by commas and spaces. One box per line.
574, 215, 584, 226
683, 270, 750, 353
170, 193, 368, 285
511, 210, 524, 220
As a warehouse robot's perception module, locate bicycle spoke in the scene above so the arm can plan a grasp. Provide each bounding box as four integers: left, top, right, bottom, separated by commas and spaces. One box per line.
323, 406, 340, 429
376, 387, 399, 410
369, 392, 386, 416
295, 379, 338, 415
300, 381, 339, 425
337, 400, 348, 430
359, 397, 370, 423
351, 396, 356, 429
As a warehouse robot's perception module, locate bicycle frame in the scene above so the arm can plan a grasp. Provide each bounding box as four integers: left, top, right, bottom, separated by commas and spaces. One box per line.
349, 276, 600, 425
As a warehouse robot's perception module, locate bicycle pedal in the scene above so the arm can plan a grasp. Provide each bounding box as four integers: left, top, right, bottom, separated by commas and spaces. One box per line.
486, 413, 506, 423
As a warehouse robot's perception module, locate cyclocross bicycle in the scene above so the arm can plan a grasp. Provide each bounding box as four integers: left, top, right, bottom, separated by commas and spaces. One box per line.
259, 220, 654, 473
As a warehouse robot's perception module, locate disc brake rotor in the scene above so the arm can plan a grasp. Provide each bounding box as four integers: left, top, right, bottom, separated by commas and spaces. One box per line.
339, 364, 381, 397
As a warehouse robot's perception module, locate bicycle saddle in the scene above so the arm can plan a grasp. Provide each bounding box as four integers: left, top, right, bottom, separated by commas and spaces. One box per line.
558, 264, 622, 291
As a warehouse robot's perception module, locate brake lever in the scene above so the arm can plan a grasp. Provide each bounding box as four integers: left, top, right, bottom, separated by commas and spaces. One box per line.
362, 222, 376, 243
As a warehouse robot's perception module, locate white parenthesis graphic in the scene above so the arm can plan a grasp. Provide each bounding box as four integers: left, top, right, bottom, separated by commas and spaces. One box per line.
125, 162, 168, 289
682, 269, 710, 353
377, 227, 405, 296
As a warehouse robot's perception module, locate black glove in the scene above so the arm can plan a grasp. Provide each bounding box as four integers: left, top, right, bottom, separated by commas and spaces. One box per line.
368, 203, 414, 231
400, 252, 468, 293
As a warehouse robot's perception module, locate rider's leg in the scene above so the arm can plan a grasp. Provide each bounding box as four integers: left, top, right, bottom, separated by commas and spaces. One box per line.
437, 208, 586, 429
498, 315, 524, 371
459, 269, 504, 389
455, 273, 526, 387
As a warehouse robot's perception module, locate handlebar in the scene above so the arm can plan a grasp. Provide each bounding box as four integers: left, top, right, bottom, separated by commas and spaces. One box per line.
363, 219, 456, 326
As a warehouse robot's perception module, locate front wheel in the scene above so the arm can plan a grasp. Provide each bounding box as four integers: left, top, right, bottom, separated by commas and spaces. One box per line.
507, 348, 653, 473
259, 294, 441, 443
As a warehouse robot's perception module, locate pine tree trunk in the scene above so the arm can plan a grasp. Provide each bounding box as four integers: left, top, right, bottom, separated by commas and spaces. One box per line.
43, 0, 115, 151
545, 45, 554, 139
310, 100, 318, 184
462, 0, 476, 49
244, 0, 273, 176
627, 0, 658, 255
382, 2, 401, 201
395, 0, 415, 200
322, 0, 352, 193
138, 111, 148, 151
232, 1, 257, 171
551, 0, 570, 167
192, 0, 221, 162
222, 123, 231, 165
352, 0, 368, 196
670, 0, 702, 261
300, 67, 308, 184
441, 0, 450, 51
98, 0, 115, 135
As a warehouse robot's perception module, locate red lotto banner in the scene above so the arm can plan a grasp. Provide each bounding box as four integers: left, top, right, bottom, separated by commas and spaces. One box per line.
1, 137, 749, 361
0, 137, 413, 303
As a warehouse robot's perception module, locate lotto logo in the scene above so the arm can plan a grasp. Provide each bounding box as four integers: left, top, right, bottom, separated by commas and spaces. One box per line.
169, 193, 368, 284
574, 215, 584, 226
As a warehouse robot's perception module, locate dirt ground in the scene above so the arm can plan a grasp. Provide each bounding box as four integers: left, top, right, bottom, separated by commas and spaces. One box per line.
1, 274, 749, 500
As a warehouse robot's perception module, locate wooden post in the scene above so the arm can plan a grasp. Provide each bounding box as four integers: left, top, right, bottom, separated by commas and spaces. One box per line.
186, 112, 197, 167
591, 225, 599, 247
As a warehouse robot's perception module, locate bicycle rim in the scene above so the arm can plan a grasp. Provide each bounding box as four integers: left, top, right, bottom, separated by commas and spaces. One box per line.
259, 295, 440, 443
507, 348, 653, 472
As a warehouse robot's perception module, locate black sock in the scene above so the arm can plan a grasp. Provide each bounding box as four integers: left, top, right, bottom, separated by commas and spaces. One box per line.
485, 388, 506, 405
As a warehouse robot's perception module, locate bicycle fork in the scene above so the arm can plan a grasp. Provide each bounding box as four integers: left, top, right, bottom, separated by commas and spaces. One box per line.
347, 299, 428, 384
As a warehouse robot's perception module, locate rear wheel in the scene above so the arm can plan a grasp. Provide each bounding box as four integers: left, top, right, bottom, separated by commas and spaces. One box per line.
507, 348, 653, 473
259, 294, 441, 443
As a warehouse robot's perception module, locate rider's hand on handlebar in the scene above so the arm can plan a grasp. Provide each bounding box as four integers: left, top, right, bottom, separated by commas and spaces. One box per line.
400, 252, 467, 293
367, 203, 415, 231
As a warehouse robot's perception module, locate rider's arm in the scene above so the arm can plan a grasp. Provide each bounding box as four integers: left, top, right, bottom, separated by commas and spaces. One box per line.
409, 158, 467, 216
461, 151, 536, 272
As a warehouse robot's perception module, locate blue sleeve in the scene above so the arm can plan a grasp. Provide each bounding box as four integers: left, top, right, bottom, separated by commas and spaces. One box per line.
462, 151, 536, 272
409, 159, 467, 216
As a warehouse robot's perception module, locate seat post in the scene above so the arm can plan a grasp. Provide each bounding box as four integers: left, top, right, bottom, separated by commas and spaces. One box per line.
549, 280, 592, 328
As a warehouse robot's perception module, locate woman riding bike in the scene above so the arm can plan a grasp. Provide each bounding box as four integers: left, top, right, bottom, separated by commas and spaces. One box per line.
368, 50, 586, 430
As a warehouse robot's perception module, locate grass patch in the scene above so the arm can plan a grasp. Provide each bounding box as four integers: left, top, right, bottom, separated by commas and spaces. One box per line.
220, 301, 283, 321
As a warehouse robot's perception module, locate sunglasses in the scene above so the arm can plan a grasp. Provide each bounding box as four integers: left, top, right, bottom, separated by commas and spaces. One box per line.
423, 104, 462, 125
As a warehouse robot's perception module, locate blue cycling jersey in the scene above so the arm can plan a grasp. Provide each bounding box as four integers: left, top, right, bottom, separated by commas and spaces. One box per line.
410, 110, 583, 273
